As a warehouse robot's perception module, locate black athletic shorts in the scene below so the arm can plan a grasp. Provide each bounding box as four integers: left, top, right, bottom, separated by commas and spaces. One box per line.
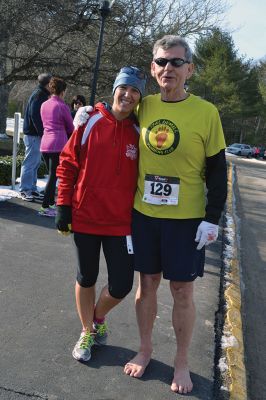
73, 233, 134, 298
132, 209, 205, 281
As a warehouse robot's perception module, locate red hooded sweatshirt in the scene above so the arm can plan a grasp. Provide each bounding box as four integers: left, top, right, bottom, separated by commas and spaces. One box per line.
56, 102, 139, 235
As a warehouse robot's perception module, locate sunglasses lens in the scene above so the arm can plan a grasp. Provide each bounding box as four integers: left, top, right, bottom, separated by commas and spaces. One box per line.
154, 58, 167, 67
172, 59, 185, 67
154, 58, 188, 67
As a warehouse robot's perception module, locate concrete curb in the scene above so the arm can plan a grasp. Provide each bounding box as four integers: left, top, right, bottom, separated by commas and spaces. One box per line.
221, 161, 247, 399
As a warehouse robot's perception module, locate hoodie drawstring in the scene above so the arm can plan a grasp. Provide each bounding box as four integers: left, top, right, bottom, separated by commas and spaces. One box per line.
114, 120, 123, 175
113, 120, 118, 147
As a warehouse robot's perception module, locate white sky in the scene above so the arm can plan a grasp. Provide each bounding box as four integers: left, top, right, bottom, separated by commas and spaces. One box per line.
224, 0, 266, 61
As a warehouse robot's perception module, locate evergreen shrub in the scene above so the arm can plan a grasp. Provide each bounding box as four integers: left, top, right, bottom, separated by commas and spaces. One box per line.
0, 155, 46, 186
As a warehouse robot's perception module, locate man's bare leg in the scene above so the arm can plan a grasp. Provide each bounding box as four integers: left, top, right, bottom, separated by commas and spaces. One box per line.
75, 281, 95, 331
94, 285, 122, 319
124, 272, 161, 378
169, 281, 195, 394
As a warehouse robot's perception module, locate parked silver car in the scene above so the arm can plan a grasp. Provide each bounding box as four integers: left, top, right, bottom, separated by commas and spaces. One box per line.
226, 143, 253, 157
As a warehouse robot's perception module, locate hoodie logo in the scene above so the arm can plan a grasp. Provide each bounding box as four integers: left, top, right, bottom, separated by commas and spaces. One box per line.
126, 144, 138, 160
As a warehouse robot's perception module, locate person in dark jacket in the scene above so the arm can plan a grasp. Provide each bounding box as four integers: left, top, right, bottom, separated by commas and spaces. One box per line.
70, 95, 86, 119
19, 73, 52, 201
55, 66, 146, 363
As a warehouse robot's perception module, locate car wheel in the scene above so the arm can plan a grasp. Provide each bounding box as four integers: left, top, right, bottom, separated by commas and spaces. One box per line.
237, 151, 241, 155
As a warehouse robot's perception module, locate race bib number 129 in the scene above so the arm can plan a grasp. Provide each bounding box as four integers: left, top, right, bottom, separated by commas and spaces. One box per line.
143, 174, 180, 205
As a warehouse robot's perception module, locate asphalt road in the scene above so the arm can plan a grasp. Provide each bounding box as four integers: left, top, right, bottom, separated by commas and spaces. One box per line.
230, 156, 266, 400
0, 197, 224, 400
2, 155, 264, 400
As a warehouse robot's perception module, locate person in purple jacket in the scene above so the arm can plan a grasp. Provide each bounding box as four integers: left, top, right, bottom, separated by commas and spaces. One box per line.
39, 77, 74, 217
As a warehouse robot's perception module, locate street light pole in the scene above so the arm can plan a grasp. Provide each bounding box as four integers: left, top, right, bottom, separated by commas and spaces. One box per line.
89, 1, 114, 106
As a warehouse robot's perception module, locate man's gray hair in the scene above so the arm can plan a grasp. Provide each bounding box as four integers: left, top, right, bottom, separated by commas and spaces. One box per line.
38, 72, 52, 87
153, 35, 193, 63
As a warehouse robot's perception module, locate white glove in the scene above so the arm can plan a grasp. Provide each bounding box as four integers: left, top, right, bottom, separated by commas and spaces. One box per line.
73, 105, 93, 129
195, 221, 218, 250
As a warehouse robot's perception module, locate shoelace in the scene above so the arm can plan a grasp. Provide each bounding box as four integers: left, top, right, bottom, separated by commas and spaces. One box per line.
80, 331, 94, 349
96, 322, 107, 336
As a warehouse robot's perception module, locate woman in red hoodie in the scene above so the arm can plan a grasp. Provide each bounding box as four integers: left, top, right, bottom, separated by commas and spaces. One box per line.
56, 67, 146, 362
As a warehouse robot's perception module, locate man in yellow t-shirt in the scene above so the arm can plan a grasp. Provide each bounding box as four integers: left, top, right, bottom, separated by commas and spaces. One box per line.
124, 35, 227, 395
135, 93, 226, 219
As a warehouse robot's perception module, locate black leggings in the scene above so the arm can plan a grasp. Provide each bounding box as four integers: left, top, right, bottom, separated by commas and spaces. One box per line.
41, 152, 60, 208
73, 232, 135, 299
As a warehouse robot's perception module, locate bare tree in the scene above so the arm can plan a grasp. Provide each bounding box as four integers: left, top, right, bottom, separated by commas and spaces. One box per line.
0, 0, 227, 134
103, 0, 227, 94
0, 0, 98, 134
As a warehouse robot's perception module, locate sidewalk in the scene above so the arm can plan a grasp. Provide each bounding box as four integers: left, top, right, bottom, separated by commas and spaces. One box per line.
0, 194, 229, 399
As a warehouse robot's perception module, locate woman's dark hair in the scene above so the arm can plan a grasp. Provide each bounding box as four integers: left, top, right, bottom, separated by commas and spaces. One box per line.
49, 77, 67, 95
71, 95, 86, 109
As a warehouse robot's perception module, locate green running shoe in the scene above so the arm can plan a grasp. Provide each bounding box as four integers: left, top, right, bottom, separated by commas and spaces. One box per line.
93, 321, 108, 346
72, 330, 95, 362
38, 207, 56, 217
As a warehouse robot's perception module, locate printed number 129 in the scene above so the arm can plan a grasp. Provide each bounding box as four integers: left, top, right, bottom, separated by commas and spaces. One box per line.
150, 182, 172, 196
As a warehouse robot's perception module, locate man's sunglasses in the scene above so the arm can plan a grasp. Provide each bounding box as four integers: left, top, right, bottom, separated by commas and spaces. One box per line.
120, 66, 147, 80
154, 58, 190, 68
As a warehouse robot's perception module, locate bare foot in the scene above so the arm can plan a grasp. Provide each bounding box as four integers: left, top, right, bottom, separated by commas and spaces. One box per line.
171, 364, 193, 394
124, 351, 151, 378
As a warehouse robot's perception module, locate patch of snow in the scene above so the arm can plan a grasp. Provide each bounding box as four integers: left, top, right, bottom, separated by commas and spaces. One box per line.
218, 357, 228, 373
226, 152, 266, 163
0, 177, 47, 202
225, 152, 237, 157
220, 385, 229, 392
221, 335, 238, 349
223, 244, 234, 258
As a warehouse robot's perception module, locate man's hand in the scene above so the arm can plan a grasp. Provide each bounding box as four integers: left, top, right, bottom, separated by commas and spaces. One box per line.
55, 205, 72, 236
73, 105, 93, 129
195, 221, 218, 250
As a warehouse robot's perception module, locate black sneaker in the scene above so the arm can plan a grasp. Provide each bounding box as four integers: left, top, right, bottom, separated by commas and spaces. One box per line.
32, 191, 44, 200
20, 191, 34, 202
